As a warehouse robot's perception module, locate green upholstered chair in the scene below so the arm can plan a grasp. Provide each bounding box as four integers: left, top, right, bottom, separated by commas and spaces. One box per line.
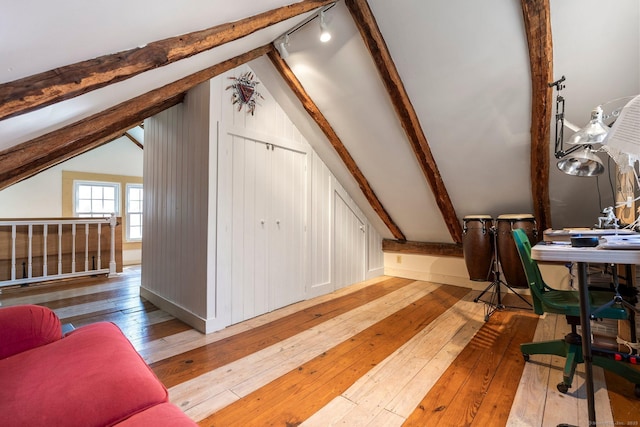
511, 228, 640, 397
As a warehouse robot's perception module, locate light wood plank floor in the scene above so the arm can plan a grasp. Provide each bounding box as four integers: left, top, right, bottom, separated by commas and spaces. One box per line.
1, 266, 639, 426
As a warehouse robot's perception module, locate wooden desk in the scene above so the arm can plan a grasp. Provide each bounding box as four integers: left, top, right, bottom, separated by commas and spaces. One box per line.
531, 243, 640, 425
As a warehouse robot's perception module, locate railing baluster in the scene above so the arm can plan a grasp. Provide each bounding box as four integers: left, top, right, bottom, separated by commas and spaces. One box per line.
28, 225, 33, 278
97, 223, 102, 270
109, 214, 116, 276
84, 223, 89, 272
43, 225, 48, 277
58, 224, 63, 275
71, 224, 76, 273
11, 225, 16, 281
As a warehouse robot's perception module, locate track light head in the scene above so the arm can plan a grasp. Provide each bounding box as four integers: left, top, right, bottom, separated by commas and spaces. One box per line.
319, 11, 331, 43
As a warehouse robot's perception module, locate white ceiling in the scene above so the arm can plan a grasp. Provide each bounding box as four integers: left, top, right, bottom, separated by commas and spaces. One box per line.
1, 0, 639, 242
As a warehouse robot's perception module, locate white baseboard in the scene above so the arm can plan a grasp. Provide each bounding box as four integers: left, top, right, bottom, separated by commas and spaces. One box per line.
140, 286, 207, 333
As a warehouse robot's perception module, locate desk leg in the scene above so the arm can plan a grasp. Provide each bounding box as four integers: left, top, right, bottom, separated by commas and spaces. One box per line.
578, 261, 596, 425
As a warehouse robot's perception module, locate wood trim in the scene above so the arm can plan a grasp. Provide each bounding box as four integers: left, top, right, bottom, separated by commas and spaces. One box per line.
382, 239, 463, 257
0, 0, 336, 121
0, 45, 272, 191
345, 0, 463, 244
266, 47, 406, 241
521, 0, 553, 234
124, 131, 144, 150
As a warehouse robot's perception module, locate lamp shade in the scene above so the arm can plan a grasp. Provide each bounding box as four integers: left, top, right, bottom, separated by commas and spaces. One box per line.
568, 106, 610, 145
557, 147, 605, 176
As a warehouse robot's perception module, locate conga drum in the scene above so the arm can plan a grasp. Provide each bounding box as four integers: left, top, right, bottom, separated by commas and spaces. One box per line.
462, 215, 494, 281
496, 214, 537, 288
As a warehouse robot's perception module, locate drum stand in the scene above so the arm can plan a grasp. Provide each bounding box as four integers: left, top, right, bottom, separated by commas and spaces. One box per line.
473, 226, 532, 322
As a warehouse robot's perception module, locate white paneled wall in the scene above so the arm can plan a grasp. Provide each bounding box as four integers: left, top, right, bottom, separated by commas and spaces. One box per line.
367, 223, 384, 277
308, 152, 333, 297
141, 82, 211, 330
145, 65, 384, 332
333, 183, 366, 289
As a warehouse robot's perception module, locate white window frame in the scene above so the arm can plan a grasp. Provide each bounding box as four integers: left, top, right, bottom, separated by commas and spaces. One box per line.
73, 181, 120, 218
126, 184, 143, 242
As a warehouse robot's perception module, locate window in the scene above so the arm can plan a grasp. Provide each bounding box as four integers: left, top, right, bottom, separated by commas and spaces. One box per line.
75, 182, 120, 217
126, 184, 143, 241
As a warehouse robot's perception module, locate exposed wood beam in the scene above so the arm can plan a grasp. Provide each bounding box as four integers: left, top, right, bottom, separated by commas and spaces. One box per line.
382, 239, 463, 257
345, 0, 463, 245
521, 0, 553, 234
124, 131, 144, 150
0, 0, 336, 121
266, 46, 406, 241
0, 45, 272, 190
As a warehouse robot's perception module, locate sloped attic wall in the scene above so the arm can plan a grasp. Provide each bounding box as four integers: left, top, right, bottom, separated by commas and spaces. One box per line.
256, 0, 639, 244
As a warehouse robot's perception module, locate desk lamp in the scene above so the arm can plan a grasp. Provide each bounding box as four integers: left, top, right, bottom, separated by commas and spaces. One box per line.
550, 76, 605, 177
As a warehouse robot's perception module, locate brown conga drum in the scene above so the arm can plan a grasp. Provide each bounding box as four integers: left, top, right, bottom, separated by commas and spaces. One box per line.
462, 215, 494, 281
496, 214, 537, 288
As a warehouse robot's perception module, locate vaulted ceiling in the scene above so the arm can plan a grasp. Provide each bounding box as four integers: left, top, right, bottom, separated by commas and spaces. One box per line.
1, 0, 638, 252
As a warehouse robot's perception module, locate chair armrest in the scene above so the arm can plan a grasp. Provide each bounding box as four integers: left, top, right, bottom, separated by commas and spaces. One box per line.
0, 305, 62, 359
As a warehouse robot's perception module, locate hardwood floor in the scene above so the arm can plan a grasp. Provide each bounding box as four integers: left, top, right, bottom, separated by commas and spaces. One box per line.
1, 266, 639, 426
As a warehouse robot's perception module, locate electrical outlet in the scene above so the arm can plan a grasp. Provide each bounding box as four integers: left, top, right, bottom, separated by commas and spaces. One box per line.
396, 255, 402, 264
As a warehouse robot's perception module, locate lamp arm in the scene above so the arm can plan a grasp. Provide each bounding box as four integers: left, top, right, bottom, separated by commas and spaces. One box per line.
550, 75, 590, 159
552, 90, 571, 159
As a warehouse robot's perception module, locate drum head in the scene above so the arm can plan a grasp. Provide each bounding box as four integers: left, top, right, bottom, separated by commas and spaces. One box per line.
497, 214, 535, 220
463, 215, 493, 220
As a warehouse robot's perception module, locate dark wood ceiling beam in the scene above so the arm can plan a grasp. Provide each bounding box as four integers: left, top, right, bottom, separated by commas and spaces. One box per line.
382, 239, 463, 257
266, 46, 406, 241
124, 130, 144, 150
0, 0, 336, 121
521, 0, 553, 233
345, 0, 463, 244
0, 45, 272, 190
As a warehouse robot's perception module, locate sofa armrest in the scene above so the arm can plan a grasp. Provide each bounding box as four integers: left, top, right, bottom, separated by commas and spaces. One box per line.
0, 304, 62, 359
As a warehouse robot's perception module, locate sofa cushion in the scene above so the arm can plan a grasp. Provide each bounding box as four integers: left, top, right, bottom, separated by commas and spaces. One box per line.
114, 402, 198, 426
0, 304, 62, 359
0, 322, 168, 427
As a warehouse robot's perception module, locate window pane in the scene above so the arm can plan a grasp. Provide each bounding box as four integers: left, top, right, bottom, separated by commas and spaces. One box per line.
91, 186, 103, 199
130, 214, 141, 227
103, 186, 115, 200
78, 200, 91, 212
78, 185, 92, 199
103, 201, 115, 213
130, 227, 142, 240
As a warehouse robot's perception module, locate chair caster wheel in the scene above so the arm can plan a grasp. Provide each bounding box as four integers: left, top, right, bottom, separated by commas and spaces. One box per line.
557, 382, 569, 394
635, 384, 640, 399
523, 354, 530, 362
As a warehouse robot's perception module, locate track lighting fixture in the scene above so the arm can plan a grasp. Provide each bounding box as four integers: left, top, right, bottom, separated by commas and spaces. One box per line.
278, 34, 290, 59
273, 3, 335, 53
319, 11, 331, 43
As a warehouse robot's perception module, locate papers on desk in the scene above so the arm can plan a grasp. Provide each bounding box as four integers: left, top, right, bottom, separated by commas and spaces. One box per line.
599, 234, 640, 249
543, 228, 637, 243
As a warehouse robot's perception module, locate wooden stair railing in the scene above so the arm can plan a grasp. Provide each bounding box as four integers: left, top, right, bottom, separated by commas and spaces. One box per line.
0, 215, 121, 287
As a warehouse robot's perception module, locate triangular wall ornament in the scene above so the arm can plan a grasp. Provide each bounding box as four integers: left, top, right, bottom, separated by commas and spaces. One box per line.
226, 71, 264, 115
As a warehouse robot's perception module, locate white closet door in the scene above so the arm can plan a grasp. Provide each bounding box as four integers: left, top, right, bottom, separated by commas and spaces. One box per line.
230, 137, 270, 323
269, 144, 306, 310
230, 137, 306, 322
334, 191, 365, 289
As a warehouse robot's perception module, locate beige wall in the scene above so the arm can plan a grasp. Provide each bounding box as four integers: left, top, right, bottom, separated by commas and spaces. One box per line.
383, 253, 572, 292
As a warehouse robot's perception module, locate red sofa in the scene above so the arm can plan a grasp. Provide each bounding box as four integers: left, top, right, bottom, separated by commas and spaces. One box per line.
0, 305, 197, 427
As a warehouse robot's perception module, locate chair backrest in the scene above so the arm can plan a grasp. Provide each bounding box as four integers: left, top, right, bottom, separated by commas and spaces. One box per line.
511, 228, 545, 314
